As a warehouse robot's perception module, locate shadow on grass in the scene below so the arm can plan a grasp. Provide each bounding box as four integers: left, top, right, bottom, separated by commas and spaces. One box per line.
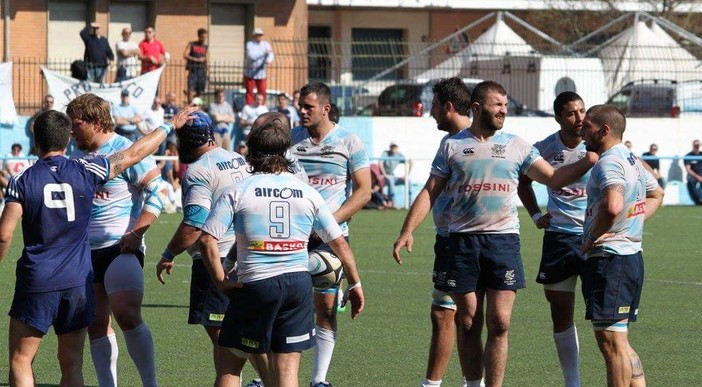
142, 303, 188, 309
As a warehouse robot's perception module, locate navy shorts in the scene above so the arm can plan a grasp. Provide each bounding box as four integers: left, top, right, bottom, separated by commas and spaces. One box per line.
9, 284, 96, 335
189, 258, 230, 327
582, 252, 644, 322
438, 233, 525, 293
187, 67, 207, 94
91, 244, 144, 284
536, 231, 586, 284
218, 271, 315, 354
432, 234, 450, 288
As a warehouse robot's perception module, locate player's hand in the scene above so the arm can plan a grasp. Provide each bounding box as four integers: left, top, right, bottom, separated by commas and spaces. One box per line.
156, 258, 174, 285
581, 232, 614, 253
535, 213, 552, 229
342, 286, 364, 319
170, 105, 199, 130
119, 231, 142, 253
215, 277, 242, 291
392, 233, 414, 265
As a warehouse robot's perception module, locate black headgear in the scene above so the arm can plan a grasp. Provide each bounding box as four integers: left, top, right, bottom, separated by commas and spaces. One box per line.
177, 111, 214, 164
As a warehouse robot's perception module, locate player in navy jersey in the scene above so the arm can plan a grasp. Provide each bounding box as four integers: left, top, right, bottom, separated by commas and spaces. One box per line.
199, 112, 364, 387
290, 82, 371, 387
580, 105, 663, 387
0, 105, 197, 386
393, 81, 598, 386
517, 92, 589, 387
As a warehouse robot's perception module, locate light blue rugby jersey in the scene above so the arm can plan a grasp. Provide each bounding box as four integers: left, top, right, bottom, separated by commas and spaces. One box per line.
290, 124, 370, 236
202, 172, 343, 283
584, 144, 658, 256
433, 134, 453, 237
182, 147, 250, 259
71, 134, 157, 249
534, 132, 590, 234
431, 130, 542, 234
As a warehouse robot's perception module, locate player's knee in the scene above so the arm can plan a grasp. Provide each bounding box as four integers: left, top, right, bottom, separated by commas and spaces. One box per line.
430, 307, 456, 330
485, 315, 511, 337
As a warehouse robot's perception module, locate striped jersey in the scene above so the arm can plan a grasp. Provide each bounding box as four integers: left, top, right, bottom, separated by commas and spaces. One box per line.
431, 129, 542, 234
5, 155, 109, 292
584, 144, 658, 256
290, 124, 370, 235
202, 172, 342, 283
533, 132, 590, 234
71, 134, 158, 250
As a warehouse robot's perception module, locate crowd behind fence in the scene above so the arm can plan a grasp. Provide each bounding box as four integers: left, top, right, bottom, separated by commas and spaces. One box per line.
10, 39, 702, 116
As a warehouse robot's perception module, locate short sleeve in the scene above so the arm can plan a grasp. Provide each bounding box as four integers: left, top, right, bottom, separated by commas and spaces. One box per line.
430, 143, 451, 179
312, 196, 343, 243
202, 190, 237, 241
598, 159, 626, 189
347, 135, 370, 173
182, 169, 214, 228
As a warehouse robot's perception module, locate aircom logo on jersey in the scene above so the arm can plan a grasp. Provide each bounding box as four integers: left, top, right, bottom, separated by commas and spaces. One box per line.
491, 144, 506, 159
254, 187, 303, 199
249, 240, 307, 252
215, 157, 246, 171
627, 201, 646, 218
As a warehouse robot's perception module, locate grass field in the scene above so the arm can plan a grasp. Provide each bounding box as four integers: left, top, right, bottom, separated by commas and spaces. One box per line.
0, 206, 700, 386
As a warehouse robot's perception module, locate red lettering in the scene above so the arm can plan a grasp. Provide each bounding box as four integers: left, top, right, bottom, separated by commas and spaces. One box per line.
94, 191, 109, 199
627, 201, 646, 218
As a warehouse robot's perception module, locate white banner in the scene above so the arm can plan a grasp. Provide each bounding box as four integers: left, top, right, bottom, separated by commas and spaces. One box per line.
41, 66, 164, 114
0, 62, 18, 125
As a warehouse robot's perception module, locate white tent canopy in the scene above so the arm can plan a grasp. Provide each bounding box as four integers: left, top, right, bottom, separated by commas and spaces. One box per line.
598, 21, 702, 94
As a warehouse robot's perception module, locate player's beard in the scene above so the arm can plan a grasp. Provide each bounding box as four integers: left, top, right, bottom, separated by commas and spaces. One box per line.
480, 108, 504, 132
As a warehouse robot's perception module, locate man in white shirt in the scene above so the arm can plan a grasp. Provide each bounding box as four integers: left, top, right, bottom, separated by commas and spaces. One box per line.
142, 97, 166, 154
239, 93, 269, 137
115, 27, 140, 82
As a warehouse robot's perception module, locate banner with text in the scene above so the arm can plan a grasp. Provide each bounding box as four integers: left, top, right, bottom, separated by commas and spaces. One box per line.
0, 62, 18, 125
41, 66, 164, 114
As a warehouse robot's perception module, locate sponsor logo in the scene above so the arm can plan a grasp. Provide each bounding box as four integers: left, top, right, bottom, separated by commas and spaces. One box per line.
309, 177, 338, 186
504, 270, 516, 285
462, 147, 475, 155
552, 187, 586, 197
618, 306, 631, 314
241, 338, 260, 349
538, 272, 546, 280
578, 151, 587, 160
208, 313, 224, 322
249, 240, 307, 252
458, 182, 511, 193
254, 187, 303, 199
553, 153, 565, 163
320, 145, 336, 158
215, 157, 246, 171
94, 190, 110, 199
447, 279, 456, 288
627, 201, 646, 218
50, 166, 58, 172
296, 146, 307, 153
491, 144, 506, 158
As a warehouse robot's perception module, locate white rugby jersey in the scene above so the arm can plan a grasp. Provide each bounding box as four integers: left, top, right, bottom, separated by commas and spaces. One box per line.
202, 172, 343, 283
290, 124, 370, 235
431, 130, 542, 234
433, 134, 454, 237
534, 132, 590, 234
182, 147, 250, 259
584, 144, 658, 256
71, 134, 157, 249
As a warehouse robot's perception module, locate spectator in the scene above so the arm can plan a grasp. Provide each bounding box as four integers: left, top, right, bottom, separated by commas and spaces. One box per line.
366, 164, 390, 210
378, 142, 413, 208
183, 28, 209, 101
142, 96, 166, 154
79, 22, 114, 84
192, 97, 204, 111
239, 93, 269, 137
329, 103, 339, 124
115, 27, 140, 82
159, 142, 181, 213
624, 140, 633, 150
684, 139, 702, 205
162, 91, 179, 146
112, 89, 143, 142
642, 143, 666, 189
208, 89, 235, 150
292, 89, 301, 110
243, 28, 274, 105
235, 141, 248, 157
274, 93, 300, 128
3, 143, 30, 178
29, 94, 55, 154
139, 26, 167, 75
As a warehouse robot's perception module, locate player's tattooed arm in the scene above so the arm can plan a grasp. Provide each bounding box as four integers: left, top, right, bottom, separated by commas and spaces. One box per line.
108, 152, 126, 178
604, 183, 625, 195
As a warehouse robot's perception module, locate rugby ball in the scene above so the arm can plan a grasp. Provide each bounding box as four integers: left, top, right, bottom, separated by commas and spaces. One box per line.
308, 251, 343, 289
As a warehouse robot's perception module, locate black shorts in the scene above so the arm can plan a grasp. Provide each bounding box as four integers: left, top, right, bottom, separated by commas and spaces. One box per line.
432, 234, 450, 288
9, 284, 95, 335
536, 231, 586, 284
187, 68, 207, 94
218, 271, 314, 354
91, 244, 144, 284
582, 252, 644, 322
437, 233, 525, 293
188, 258, 230, 327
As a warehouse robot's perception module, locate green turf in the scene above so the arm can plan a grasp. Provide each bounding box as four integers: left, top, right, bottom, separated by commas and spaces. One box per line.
0, 206, 700, 386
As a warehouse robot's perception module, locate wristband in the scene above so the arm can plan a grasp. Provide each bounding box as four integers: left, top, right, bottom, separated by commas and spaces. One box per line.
158, 122, 174, 136
586, 233, 598, 242
128, 230, 143, 239
162, 248, 176, 261
531, 212, 543, 225
346, 282, 362, 291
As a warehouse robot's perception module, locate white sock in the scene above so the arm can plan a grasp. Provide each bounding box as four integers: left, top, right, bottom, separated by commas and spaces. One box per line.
554, 324, 580, 387
311, 325, 336, 384
90, 333, 119, 387
421, 379, 442, 386
124, 322, 158, 387
464, 378, 485, 387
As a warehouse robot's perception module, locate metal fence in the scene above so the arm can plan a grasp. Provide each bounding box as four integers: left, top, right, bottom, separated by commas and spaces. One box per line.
10, 38, 702, 116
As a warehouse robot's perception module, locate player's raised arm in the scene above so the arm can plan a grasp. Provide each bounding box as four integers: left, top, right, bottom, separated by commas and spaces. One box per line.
527, 153, 598, 190
107, 105, 198, 179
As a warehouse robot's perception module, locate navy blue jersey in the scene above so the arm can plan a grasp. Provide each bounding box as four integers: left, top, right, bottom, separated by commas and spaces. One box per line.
5, 155, 109, 292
